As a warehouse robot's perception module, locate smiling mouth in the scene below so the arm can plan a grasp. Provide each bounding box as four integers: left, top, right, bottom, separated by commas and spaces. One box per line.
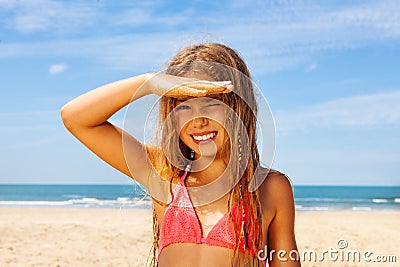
191, 131, 218, 144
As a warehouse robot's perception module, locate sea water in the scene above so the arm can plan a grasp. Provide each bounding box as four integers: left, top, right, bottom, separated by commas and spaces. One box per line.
0, 184, 399, 211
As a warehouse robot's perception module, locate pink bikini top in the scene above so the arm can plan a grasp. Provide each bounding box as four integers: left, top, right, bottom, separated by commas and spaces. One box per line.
159, 171, 259, 258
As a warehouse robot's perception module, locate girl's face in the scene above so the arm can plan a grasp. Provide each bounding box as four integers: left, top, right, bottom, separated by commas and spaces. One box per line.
174, 95, 228, 159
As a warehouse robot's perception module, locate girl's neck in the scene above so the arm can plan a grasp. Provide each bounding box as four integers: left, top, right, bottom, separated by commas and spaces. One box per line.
187, 157, 227, 187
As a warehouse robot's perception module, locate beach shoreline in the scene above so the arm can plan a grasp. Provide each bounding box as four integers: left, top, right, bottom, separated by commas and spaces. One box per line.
1, 208, 399, 266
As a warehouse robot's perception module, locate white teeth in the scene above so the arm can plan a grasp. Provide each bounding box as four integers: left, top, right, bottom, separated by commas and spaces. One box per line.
192, 132, 216, 141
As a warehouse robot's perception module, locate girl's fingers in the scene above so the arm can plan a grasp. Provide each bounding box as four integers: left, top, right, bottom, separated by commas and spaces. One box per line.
187, 81, 232, 90
222, 85, 234, 93
209, 84, 233, 92
185, 81, 233, 94
165, 80, 233, 97
166, 85, 207, 97
180, 87, 207, 97
184, 84, 232, 96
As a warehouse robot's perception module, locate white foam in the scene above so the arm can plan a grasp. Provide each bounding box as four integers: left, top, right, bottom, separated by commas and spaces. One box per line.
352, 206, 372, 211
372, 198, 389, 203
296, 197, 367, 203
0, 197, 153, 209
0, 201, 70, 206
296, 206, 329, 211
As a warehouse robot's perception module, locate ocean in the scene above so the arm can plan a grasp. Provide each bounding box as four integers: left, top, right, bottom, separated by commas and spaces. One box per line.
0, 184, 399, 211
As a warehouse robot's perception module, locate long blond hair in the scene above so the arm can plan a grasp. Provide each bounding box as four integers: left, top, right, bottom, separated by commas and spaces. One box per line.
148, 43, 263, 266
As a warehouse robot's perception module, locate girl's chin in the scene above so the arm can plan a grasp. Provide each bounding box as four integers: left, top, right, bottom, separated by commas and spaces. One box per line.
196, 145, 222, 158
196, 152, 217, 159
180, 137, 226, 158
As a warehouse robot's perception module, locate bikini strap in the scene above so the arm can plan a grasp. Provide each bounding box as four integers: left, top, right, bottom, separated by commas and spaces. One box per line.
179, 150, 195, 185
179, 161, 192, 185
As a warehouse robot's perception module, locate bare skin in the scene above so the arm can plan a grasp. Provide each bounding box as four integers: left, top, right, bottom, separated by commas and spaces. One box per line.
61, 73, 300, 266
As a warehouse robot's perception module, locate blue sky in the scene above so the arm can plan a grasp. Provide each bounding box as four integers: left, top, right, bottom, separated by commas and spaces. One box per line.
0, 0, 399, 185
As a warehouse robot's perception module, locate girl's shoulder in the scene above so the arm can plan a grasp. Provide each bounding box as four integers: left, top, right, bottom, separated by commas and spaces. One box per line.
264, 168, 294, 190
257, 168, 295, 210
256, 168, 293, 188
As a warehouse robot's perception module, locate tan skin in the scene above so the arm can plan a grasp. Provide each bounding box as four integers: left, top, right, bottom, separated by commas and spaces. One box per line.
61, 73, 300, 266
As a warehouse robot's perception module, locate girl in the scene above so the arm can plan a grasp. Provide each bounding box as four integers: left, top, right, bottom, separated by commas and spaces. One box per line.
61, 43, 300, 267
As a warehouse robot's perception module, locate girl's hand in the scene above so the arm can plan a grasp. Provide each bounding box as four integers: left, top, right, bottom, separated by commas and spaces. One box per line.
145, 73, 233, 98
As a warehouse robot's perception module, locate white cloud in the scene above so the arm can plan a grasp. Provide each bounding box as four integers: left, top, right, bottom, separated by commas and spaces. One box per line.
48, 64, 68, 75
113, 6, 191, 27
0, 0, 100, 33
0, 33, 189, 73
0, 1, 399, 73
306, 63, 317, 72
275, 90, 400, 133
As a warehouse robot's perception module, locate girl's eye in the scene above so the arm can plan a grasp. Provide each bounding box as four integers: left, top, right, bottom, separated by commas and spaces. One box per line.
208, 104, 221, 107
176, 105, 190, 111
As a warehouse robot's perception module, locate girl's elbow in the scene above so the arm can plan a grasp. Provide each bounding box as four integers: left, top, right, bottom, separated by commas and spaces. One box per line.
60, 103, 76, 130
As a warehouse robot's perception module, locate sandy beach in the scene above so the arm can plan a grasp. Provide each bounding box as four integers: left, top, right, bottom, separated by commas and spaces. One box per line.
1, 208, 399, 267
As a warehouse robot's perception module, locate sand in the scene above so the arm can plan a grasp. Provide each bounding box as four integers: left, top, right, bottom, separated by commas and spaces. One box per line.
0, 208, 399, 267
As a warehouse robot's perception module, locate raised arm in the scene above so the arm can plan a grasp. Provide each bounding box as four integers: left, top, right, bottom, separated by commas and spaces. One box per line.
60, 73, 232, 188
60, 74, 155, 185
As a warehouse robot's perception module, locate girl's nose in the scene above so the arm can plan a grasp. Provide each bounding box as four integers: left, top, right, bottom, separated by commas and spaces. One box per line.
192, 116, 208, 128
